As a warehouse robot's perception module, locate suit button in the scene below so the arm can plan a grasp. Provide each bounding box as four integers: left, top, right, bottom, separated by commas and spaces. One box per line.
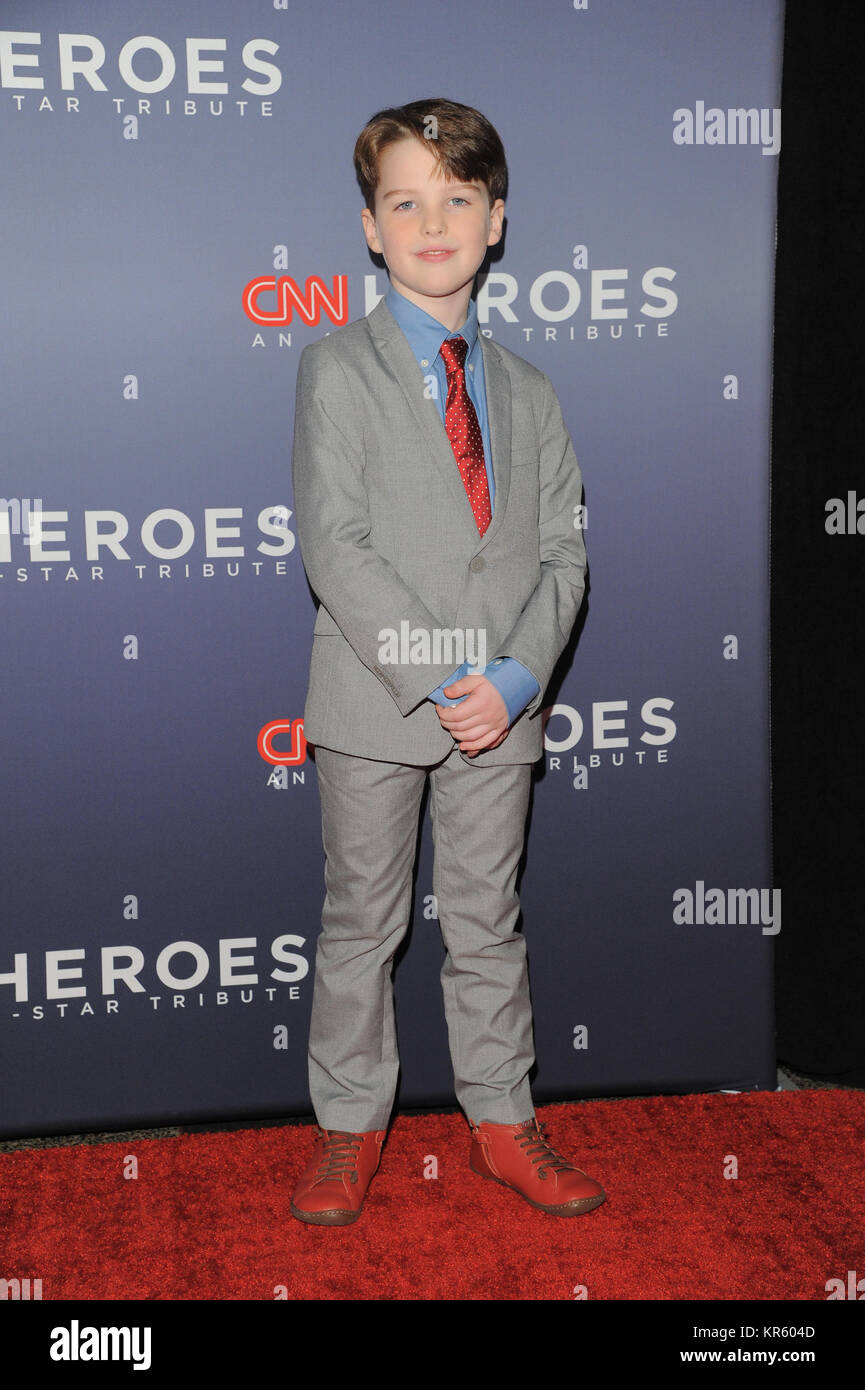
470, 556, 486, 572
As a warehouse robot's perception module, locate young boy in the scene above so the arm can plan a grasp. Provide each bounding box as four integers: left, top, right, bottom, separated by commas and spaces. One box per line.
289, 98, 605, 1224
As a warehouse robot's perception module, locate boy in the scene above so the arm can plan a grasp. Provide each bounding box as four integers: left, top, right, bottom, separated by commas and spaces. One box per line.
289, 98, 605, 1224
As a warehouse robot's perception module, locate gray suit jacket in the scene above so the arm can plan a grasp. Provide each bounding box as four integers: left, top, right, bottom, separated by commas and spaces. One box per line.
290, 295, 586, 766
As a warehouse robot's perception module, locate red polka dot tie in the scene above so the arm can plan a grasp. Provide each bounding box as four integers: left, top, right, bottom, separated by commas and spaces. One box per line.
439, 336, 492, 537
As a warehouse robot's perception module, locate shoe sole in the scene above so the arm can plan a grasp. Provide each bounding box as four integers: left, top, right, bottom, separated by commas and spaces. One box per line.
469, 1157, 606, 1216
290, 1201, 363, 1226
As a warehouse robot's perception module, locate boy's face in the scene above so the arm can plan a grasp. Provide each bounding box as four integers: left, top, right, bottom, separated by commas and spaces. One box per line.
360, 135, 504, 327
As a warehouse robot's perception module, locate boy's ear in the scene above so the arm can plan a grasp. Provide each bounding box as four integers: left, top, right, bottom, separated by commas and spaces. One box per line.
487, 198, 505, 247
360, 205, 382, 255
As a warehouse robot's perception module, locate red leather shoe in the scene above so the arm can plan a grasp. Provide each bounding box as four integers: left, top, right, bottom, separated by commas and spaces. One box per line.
290, 1126, 386, 1225
469, 1116, 606, 1216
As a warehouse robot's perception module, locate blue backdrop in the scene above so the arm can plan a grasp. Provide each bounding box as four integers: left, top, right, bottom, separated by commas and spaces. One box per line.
0, 0, 783, 1136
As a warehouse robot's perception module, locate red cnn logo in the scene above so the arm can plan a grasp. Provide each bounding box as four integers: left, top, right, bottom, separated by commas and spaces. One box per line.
243, 275, 348, 326
258, 719, 307, 766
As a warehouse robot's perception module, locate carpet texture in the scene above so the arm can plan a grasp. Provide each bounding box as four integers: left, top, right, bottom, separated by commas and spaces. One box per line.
1, 1091, 862, 1300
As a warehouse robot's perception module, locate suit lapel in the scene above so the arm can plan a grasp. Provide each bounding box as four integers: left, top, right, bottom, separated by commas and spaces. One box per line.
478, 330, 511, 550
365, 296, 511, 552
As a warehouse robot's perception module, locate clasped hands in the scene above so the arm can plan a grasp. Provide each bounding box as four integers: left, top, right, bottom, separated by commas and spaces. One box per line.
433, 674, 510, 756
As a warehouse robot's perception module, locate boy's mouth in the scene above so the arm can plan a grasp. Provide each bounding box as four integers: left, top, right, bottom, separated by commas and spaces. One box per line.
416, 248, 456, 261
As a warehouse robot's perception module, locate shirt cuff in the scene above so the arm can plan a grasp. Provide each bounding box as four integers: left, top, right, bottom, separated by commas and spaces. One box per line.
478, 657, 541, 725
427, 661, 471, 706
427, 656, 540, 724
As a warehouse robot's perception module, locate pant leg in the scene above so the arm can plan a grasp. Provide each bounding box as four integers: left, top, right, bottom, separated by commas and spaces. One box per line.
429, 748, 536, 1124
307, 745, 428, 1131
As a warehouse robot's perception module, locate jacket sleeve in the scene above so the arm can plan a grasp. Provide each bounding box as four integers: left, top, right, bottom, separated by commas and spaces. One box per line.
291, 340, 469, 715
487, 373, 587, 720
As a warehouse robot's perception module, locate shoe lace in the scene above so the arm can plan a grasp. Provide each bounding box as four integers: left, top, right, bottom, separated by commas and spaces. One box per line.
514, 1122, 580, 1178
314, 1129, 364, 1184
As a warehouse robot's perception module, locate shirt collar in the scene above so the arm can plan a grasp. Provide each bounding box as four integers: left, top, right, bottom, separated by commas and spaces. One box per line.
385, 283, 479, 366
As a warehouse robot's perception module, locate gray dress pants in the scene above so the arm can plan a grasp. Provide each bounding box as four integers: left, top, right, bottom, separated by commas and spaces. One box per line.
307, 742, 537, 1131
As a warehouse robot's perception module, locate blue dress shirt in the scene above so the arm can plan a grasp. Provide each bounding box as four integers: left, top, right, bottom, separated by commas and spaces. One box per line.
383, 284, 540, 726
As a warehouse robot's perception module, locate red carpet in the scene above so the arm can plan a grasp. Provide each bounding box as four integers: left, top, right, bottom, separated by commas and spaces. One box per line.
2, 1091, 863, 1300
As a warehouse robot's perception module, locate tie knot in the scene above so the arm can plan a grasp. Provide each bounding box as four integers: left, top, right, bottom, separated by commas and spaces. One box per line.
439, 336, 468, 375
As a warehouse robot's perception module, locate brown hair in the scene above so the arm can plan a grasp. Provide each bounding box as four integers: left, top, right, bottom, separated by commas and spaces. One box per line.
353, 98, 508, 213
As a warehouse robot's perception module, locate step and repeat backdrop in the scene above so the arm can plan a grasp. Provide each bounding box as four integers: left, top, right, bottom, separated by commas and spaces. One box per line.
0, 0, 783, 1136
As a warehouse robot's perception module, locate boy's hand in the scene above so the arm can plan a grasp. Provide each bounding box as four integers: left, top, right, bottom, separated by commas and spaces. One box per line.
434, 675, 510, 756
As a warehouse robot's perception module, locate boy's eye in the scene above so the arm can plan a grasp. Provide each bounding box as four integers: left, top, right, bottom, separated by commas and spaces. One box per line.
393, 196, 471, 211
